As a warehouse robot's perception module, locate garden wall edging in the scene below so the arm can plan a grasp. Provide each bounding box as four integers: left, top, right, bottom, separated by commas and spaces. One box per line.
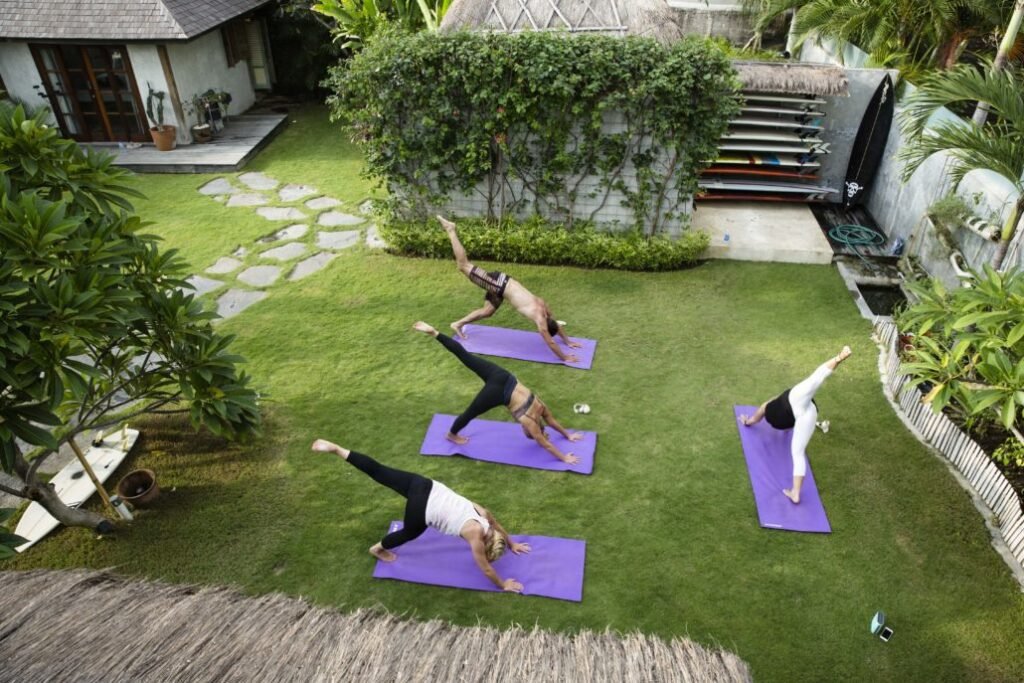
874, 319, 1024, 590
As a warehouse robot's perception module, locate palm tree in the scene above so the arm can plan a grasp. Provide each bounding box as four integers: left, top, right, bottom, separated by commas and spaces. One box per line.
899, 63, 1024, 269
973, 0, 1024, 125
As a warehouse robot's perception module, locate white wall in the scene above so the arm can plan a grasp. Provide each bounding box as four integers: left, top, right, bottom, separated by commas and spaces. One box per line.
126, 44, 179, 136
0, 42, 57, 124
166, 29, 255, 136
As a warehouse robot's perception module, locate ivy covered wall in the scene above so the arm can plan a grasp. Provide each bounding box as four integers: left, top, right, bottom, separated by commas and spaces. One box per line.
327, 30, 741, 237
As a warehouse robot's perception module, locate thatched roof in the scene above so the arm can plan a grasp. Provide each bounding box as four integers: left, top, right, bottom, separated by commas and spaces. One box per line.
440, 0, 686, 43
734, 61, 850, 96
0, 569, 752, 682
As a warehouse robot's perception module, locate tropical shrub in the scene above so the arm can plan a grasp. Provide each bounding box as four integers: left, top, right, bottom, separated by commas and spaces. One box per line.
327, 30, 740, 235
381, 216, 710, 271
897, 266, 1024, 439
312, 0, 452, 50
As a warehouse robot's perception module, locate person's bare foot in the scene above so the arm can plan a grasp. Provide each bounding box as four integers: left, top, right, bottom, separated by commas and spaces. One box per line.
446, 432, 469, 445
436, 215, 456, 233
451, 322, 467, 338
370, 544, 397, 562
783, 488, 801, 504
413, 321, 438, 337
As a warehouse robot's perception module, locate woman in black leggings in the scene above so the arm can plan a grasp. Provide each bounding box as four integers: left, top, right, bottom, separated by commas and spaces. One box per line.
413, 321, 583, 465
311, 438, 530, 592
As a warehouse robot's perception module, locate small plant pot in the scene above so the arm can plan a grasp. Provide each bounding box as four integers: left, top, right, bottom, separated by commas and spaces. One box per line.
149, 125, 177, 151
117, 469, 160, 506
191, 124, 212, 144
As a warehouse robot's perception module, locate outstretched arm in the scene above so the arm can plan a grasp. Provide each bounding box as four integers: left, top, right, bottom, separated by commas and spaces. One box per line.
469, 537, 522, 592
556, 325, 582, 349
525, 420, 579, 464
543, 407, 582, 442
482, 507, 530, 555
536, 323, 579, 363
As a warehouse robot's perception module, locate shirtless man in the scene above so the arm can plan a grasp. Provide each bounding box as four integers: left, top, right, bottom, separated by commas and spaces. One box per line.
438, 215, 582, 363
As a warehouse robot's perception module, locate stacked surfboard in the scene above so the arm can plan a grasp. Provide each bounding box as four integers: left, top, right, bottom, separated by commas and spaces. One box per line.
699, 92, 838, 203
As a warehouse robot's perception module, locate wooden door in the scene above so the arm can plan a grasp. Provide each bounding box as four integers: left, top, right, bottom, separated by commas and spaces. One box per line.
30, 44, 148, 143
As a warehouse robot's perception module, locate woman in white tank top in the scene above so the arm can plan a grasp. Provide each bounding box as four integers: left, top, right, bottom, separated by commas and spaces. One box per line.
312, 439, 532, 592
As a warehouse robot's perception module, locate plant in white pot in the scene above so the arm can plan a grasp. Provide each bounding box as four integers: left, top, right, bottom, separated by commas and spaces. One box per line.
145, 83, 176, 151
184, 94, 213, 143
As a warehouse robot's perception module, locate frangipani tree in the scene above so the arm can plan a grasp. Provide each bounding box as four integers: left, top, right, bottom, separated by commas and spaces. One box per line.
0, 106, 260, 536
898, 63, 1024, 269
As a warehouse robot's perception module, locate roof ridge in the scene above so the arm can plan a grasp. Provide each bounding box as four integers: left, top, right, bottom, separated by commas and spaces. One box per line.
155, 0, 190, 39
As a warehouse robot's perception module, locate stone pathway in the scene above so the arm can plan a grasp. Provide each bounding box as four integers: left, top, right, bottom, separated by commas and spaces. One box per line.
191, 173, 386, 321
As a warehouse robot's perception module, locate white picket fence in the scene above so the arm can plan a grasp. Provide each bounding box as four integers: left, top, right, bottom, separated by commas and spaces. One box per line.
874, 320, 1024, 581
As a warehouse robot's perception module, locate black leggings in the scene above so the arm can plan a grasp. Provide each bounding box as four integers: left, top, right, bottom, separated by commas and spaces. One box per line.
437, 334, 514, 434
347, 451, 433, 550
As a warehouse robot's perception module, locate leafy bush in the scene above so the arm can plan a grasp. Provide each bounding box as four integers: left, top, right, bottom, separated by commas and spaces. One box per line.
380, 217, 710, 271
993, 438, 1024, 468
896, 265, 1024, 433
327, 30, 740, 234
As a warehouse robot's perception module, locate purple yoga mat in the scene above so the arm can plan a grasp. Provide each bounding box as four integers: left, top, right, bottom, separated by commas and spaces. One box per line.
457, 324, 597, 369
733, 405, 831, 533
421, 414, 596, 474
373, 521, 586, 602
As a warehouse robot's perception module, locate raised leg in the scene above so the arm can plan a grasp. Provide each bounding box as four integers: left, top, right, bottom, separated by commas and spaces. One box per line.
438, 215, 473, 275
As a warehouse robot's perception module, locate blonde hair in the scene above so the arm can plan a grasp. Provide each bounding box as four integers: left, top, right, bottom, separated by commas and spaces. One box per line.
485, 533, 507, 562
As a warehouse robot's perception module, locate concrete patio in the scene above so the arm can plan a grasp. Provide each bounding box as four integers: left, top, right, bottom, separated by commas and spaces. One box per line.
100, 113, 288, 174
694, 201, 834, 265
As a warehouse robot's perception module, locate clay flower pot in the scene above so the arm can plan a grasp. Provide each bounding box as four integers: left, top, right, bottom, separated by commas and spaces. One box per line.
117, 469, 160, 506
149, 125, 177, 151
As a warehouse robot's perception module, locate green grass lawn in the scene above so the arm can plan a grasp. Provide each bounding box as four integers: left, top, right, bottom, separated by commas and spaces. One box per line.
9, 105, 1024, 682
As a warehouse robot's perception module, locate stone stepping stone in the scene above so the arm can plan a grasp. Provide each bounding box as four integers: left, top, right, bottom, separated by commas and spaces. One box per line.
206, 257, 243, 275
289, 252, 338, 281
261, 242, 307, 261
317, 230, 361, 251
359, 200, 375, 216
227, 193, 269, 208
257, 207, 306, 221
317, 211, 363, 227
237, 265, 282, 288
185, 275, 224, 296
216, 289, 268, 320
238, 172, 278, 191
213, 195, 227, 203
279, 184, 318, 202
199, 178, 238, 195
258, 223, 308, 244
306, 196, 342, 211
233, 246, 249, 258
365, 225, 387, 250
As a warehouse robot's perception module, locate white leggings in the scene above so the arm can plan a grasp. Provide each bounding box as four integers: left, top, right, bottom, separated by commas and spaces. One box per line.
787, 362, 833, 477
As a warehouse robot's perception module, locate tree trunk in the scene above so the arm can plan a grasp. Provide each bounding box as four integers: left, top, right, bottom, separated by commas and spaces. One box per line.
992, 195, 1024, 270
11, 450, 114, 535
972, 2, 1024, 126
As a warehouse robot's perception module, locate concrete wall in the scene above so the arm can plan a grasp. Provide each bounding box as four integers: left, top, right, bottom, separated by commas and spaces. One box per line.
166, 29, 255, 133
801, 38, 1024, 273
667, 2, 757, 46
0, 42, 57, 123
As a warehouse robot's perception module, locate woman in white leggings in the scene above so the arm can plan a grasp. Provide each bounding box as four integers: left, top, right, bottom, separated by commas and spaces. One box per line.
742, 346, 852, 504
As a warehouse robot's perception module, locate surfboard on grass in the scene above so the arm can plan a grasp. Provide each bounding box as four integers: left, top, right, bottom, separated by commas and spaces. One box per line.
743, 94, 828, 106
731, 116, 824, 131
723, 130, 824, 144
742, 105, 827, 117
719, 142, 830, 156
844, 74, 895, 208
713, 153, 821, 169
702, 166, 820, 180
13, 428, 140, 552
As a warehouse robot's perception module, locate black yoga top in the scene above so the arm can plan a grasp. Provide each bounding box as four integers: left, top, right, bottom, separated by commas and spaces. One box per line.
764, 389, 816, 430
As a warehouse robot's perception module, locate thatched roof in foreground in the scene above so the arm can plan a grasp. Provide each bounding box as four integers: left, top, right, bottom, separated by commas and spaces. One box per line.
0, 569, 752, 683
734, 61, 850, 96
441, 0, 686, 44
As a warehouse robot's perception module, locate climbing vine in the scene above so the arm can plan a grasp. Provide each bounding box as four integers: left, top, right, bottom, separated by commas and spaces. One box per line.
327, 30, 740, 235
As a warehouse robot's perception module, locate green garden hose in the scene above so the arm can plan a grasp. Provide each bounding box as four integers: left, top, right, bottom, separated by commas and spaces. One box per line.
828, 224, 887, 267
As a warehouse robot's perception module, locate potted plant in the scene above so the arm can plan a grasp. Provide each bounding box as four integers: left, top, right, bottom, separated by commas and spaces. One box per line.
145, 83, 176, 151
184, 94, 213, 143
199, 89, 232, 131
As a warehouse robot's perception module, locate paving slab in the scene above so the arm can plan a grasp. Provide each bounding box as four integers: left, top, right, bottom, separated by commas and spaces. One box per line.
359, 200, 376, 216
199, 178, 238, 195
694, 202, 833, 265
258, 224, 308, 243
216, 289, 268, 319
365, 224, 387, 249
227, 193, 269, 208
280, 184, 318, 202
206, 257, 243, 274
185, 275, 225, 296
233, 246, 249, 258
306, 196, 342, 211
257, 207, 306, 221
317, 230, 361, 250
213, 195, 227, 203
289, 252, 338, 281
317, 211, 364, 227
237, 265, 282, 287
238, 172, 279, 191
261, 242, 307, 261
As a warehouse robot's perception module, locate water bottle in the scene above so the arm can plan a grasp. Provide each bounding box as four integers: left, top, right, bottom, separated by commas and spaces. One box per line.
111, 495, 133, 521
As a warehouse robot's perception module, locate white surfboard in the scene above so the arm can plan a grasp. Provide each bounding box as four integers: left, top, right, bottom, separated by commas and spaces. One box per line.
742, 106, 826, 117
744, 94, 828, 105
731, 116, 824, 131
712, 153, 822, 168
14, 428, 140, 552
699, 178, 838, 194
720, 142, 830, 155
723, 130, 824, 144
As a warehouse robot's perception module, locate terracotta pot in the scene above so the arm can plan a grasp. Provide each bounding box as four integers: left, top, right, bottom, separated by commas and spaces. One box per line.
191, 124, 212, 144
148, 125, 177, 151
117, 468, 160, 506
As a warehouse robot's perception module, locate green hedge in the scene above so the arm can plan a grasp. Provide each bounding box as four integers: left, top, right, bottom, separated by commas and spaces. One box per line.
327, 30, 740, 234
380, 218, 710, 271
